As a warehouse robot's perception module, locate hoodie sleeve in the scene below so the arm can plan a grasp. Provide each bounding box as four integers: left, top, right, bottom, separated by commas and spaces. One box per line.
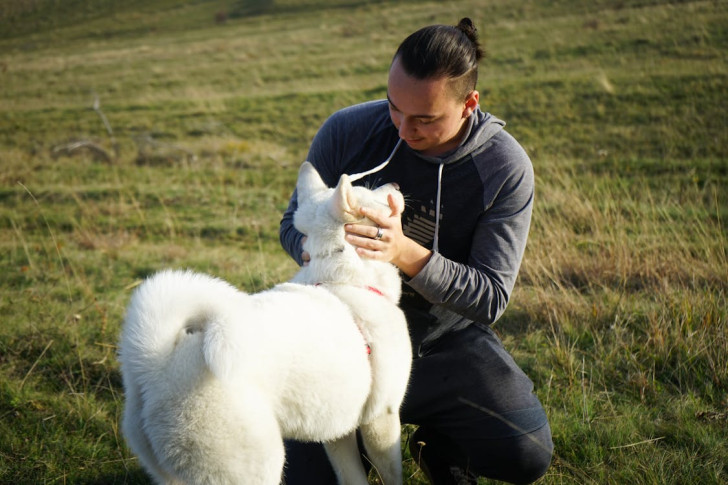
279, 132, 334, 266
279, 128, 335, 267
406, 140, 534, 326
279, 103, 349, 265
280, 101, 389, 265
280, 190, 306, 266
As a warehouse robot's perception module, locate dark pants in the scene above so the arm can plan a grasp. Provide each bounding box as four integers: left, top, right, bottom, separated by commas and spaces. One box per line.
283, 324, 553, 484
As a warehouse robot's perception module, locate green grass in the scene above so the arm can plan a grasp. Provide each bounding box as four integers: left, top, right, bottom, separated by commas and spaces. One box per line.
1, 0, 727, 483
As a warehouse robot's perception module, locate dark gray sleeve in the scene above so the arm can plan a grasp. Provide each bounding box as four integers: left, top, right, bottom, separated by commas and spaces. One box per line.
279, 189, 306, 266
280, 101, 388, 265
407, 151, 534, 325
279, 109, 348, 266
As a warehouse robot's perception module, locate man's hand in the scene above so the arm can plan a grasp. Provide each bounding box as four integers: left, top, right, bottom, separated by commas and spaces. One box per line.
344, 193, 432, 278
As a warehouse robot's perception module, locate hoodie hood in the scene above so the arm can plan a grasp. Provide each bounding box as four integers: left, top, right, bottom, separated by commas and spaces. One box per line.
414, 108, 505, 252
347, 106, 506, 253
415, 108, 506, 165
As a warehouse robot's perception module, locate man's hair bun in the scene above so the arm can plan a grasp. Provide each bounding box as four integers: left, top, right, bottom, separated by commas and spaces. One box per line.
394, 17, 485, 95
456, 17, 484, 61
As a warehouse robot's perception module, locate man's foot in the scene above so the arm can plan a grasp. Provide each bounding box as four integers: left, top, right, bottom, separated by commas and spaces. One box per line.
409, 427, 478, 485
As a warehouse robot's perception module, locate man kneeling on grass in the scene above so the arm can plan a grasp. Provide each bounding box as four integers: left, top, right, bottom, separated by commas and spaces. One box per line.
280, 17, 553, 485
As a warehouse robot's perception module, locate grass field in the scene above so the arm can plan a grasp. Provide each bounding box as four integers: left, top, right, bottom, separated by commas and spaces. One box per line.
1, 0, 726, 483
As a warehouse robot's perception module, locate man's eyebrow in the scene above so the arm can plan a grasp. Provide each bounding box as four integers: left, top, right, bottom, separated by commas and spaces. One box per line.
386, 93, 437, 120
386, 93, 399, 111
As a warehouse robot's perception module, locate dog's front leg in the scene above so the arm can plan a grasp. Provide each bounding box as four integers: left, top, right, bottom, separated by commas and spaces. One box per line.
360, 412, 403, 485
323, 431, 369, 485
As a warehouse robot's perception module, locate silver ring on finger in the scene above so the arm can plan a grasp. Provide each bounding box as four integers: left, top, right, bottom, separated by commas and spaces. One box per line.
374, 226, 384, 240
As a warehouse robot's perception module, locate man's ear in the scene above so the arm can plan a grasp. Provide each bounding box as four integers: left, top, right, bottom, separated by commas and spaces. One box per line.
462, 90, 480, 118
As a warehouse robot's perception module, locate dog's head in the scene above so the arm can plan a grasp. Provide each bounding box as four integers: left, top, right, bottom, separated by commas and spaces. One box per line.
294, 161, 404, 237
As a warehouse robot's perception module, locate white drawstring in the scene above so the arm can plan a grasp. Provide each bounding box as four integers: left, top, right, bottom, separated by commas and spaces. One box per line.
348, 139, 403, 182
433, 162, 444, 253
348, 139, 443, 254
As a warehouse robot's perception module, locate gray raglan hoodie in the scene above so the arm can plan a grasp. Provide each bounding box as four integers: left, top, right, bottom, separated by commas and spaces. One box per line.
280, 100, 534, 354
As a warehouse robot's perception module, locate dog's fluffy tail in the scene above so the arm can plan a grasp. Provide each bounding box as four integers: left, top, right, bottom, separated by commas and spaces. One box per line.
120, 269, 243, 382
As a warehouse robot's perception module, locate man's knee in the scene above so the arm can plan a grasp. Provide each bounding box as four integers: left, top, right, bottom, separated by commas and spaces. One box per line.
469, 423, 553, 484
506, 429, 553, 484
410, 422, 553, 484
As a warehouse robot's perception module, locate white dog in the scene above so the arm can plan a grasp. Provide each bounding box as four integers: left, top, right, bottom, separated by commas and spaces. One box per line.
118, 162, 412, 485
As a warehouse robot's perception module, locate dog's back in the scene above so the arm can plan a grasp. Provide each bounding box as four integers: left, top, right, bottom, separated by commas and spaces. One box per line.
119, 162, 411, 485
119, 272, 382, 484
119, 270, 275, 484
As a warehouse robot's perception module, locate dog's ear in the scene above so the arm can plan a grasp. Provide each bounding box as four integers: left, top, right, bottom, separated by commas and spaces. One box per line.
331, 173, 361, 223
296, 162, 328, 202
389, 192, 405, 217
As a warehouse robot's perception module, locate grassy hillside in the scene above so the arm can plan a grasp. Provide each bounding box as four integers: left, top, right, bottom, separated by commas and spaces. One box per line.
1, 0, 726, 483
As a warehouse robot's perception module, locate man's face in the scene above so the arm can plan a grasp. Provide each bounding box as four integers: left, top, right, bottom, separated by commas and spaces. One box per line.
387, 57, 479, 157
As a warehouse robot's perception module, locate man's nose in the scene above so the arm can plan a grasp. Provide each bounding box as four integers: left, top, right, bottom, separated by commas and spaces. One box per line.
398, 117, 415, 139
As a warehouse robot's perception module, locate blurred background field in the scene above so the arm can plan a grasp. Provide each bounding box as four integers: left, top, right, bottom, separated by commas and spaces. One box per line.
1, 0, 726, 483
